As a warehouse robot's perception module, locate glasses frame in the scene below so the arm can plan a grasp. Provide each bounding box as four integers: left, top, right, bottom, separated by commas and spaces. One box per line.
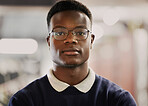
49, 27, 92, 41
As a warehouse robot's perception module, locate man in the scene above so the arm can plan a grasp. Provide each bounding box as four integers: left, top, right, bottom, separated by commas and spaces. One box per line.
9, 0, 137, 106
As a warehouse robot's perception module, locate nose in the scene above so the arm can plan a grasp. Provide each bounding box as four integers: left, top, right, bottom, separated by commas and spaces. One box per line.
64, 32, 78, 44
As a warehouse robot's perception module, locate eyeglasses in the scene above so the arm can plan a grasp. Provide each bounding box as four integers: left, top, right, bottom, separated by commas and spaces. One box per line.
49, 27, 91, 41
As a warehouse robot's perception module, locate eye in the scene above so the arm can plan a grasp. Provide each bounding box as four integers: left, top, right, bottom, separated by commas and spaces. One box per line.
76, 31, 86, 36
55, 32, 65, 36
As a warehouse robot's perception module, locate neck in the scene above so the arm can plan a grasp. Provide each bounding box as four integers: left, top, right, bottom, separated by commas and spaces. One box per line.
52, 62, 89, 85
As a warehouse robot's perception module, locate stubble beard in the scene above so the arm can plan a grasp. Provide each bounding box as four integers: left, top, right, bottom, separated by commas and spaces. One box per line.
53, 56, 89, 68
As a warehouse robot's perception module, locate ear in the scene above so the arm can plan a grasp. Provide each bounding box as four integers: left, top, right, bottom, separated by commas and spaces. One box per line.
91, 34, 95, 44
90, 34, 95, 49
46, 36, 50, 47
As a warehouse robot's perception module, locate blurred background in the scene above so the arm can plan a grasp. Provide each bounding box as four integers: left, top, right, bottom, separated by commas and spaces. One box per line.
0, 0, 148, 106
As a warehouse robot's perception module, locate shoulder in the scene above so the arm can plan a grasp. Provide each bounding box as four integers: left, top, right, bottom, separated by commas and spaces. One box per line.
9, 75, 48, 106
94, 75, 137, 106
19, 75, 48, 93
94, 75, 123, 92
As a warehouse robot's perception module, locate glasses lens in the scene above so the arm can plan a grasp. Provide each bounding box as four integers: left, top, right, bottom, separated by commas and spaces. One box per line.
52, 28, 68, 40
73, 28, 88, 40
50, 28, 89, 40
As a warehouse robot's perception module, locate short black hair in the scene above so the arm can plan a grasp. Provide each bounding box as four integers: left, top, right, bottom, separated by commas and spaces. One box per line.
47, 0, 92, 27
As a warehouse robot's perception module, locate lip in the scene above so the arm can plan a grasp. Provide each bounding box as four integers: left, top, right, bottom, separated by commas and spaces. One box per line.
62, 48, 80, 56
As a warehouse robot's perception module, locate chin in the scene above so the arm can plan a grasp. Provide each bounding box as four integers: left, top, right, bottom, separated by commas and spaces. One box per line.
53, 57, 88, 68
62, 59, 87, 68
62, 63, 82, 68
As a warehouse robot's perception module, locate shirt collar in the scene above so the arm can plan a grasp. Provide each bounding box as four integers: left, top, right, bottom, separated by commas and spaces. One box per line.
47, 68, 95, 93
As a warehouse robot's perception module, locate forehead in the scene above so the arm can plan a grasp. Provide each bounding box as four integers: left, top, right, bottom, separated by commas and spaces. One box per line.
49, 10, 91, 30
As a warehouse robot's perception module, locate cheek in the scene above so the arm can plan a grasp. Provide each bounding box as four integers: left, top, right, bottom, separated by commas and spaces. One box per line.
50, 38, 60, 57
83, 45, 90, 57
81, 39, 91, 57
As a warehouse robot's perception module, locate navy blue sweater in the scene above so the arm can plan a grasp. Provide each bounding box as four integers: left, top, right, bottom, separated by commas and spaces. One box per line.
9, 75, 137, 106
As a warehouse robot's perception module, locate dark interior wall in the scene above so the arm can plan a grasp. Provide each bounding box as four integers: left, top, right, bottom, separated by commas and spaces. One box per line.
0, 0, 56, 6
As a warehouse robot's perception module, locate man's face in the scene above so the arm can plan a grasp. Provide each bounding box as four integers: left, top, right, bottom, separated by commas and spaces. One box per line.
47, 10, 94, 67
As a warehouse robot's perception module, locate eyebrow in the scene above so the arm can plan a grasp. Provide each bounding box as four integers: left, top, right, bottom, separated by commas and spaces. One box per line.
53, 25, 66, 29
53, 24, 87, 30
75, 25, 87, 29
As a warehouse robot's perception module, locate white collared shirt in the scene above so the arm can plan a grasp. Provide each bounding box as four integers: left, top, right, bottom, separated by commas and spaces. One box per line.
47, 68, 95, 93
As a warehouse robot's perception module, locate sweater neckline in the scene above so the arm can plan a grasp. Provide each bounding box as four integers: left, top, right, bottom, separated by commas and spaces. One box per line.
47, 68, 95, 93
